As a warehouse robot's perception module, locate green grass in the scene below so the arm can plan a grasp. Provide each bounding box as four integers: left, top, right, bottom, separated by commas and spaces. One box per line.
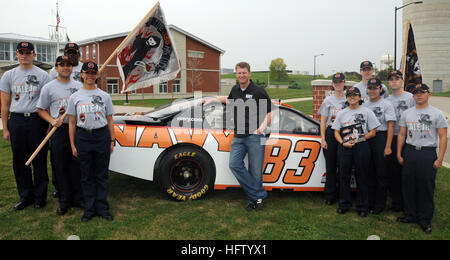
111, 89, 312, 109
288, 100, 314, 116
0, 130, 448, 240
222, 72, 319, 87
112, 99, 173, 108
432, 91, 450, 97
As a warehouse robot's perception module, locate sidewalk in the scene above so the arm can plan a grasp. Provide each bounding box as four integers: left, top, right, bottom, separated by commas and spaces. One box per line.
430, 97, 450, 168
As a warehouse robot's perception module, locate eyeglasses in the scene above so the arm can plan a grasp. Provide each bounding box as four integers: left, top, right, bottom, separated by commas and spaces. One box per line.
18, 50, 33, 55
66, 50, 79, 55
412, 90, 429, 95
83, 71, 98, 75
346, 93, 360, 98
57, 63, 73, 68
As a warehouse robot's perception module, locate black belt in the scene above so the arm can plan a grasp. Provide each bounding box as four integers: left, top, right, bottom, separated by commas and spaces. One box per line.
10, 112, 38, 118
77, 126, 107, 133
406, 144, 436, 151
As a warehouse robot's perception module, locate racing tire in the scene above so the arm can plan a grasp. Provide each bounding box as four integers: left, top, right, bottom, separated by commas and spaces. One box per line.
157, 146, 216, 201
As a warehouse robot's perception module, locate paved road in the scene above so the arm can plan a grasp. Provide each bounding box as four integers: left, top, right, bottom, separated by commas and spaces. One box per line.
429, 97, 450, 168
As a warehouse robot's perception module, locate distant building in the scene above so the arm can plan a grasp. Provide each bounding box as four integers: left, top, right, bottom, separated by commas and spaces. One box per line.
78, 25, 225, 97
402, 0, 450, 92
380, 54, 394, 71
0, 33, 64, 75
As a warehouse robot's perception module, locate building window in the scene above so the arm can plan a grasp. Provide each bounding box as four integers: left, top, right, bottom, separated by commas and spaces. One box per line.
188, 50, 204, 59
92, 44, 96, 59
13, 42, 19, 61
36, 44, 56, 63
80, 47, 83, 60
86, 46, 90, 60
172, 79, 181, 93
0, 41, 11, 61
107, 79, 119, 94
159, 81, 168, 93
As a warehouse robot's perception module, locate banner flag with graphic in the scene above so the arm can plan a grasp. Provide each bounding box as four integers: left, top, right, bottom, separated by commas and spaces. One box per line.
117, 2, 180, 93
402, 22, 423, 92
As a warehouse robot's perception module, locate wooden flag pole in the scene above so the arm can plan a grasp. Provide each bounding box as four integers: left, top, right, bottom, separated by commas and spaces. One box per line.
400, 20, 411, 78
25, 113, 67, 166
25, 2, 161, 166
100, 1, 160, 74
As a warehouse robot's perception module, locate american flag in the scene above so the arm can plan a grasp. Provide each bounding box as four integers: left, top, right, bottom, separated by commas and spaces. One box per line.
56, 11, 60, 32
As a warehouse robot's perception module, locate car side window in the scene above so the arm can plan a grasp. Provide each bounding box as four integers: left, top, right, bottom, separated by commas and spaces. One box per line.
271, 108, 319, 135
203, 102, 233, 130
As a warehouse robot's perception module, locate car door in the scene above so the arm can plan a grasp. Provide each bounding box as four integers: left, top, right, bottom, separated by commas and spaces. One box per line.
262, 107, 326, 191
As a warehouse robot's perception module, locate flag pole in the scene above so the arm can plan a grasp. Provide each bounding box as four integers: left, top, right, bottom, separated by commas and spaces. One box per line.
25, 1, 161, 166
99, 1, 160, 74
56, 1, 60, 56
400, 20, 411, 78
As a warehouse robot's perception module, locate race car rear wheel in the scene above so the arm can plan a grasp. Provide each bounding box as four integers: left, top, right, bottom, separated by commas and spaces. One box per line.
157, 146, 215, 201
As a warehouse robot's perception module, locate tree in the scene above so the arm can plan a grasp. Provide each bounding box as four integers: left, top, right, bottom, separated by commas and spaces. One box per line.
269, 58, 288, 82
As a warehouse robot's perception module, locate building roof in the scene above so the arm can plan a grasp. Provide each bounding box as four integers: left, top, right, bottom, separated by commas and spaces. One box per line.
0, 61, 53, 72
77, 25, 225, 54
0, 33, 60, 45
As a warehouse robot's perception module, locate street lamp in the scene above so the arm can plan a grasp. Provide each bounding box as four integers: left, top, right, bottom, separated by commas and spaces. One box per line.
314, 53, 324, 79
394, 1, 423, 70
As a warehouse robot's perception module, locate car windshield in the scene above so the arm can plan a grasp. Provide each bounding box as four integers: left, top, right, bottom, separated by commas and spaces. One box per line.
145, 97, 198, 118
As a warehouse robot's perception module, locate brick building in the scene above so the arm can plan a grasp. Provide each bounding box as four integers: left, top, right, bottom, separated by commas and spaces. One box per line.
77, 25, 225, 98
311, 80, 357, 121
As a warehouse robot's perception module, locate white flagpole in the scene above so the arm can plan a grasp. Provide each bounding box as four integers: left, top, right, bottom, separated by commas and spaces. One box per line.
56, 1, 60, 56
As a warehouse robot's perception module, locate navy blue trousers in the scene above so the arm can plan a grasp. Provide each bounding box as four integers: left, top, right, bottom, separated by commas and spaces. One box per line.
368, 131, 389, 210
323, 127, 339, 201
386, 136, 404, 210
338, 141, 371, 212
75, 127, 111, 217
402, 146, 437, 226
8, 114, 48, 203
51, 124, 83, 208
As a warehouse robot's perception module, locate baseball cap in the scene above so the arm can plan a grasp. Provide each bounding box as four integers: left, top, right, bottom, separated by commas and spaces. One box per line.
411, 83, 430, 94
346, 87, 361, 97
367, 78, 382, 89
65, 43, 79, 52
360, 61, 373, 70
81, 61, 99, 72
16, 42, 35, 52
55, 56, 73, 66
388, 70, 403, 80
332, 73, 345, 83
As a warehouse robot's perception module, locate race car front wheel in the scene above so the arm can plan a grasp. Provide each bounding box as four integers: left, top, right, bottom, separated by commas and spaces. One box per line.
157, 146, 216, 201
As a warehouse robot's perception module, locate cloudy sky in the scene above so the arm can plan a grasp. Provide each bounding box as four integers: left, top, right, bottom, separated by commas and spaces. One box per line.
1, 0, 405, 76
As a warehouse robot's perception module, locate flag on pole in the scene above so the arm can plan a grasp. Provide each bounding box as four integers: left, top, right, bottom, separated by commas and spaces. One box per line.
117, 3, 180, 93
56, 10, 60, 32
402, 22, 422, 92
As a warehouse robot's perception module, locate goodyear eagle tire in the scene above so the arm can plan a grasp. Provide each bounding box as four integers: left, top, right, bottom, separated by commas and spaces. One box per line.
157, 146, 215, 201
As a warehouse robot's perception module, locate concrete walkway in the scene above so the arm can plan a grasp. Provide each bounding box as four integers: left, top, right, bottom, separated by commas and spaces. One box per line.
281, 97, 313, 103
429, 97, 450, 168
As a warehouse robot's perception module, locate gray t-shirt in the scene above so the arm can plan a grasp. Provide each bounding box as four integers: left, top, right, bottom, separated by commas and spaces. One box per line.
67, 88, 115, 130
318, 95, 347, 127
37, 79, 82, 123
362, 98, 396, 132
0, 65, 51, 113
354, 81, 389, 101
386, 92, 416, 135
332, 106, 381, 135
399, 105, 448, 148
49, 63, 83, 82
